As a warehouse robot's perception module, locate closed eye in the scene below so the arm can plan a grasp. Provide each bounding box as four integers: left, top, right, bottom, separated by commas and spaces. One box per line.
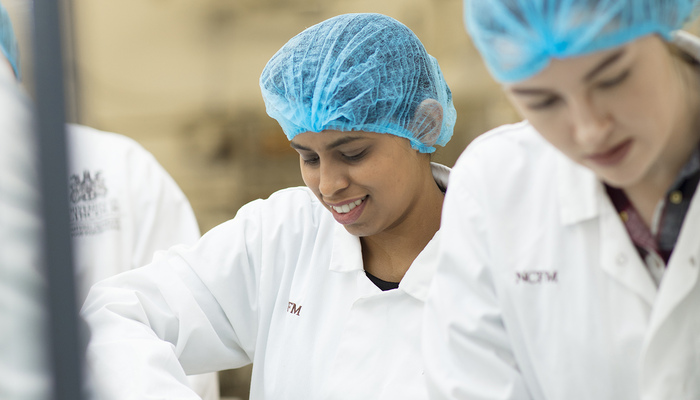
598, 69, 630, 89
342, 149, 368, 162
528, 95, 561, 110
302, 157, 319, 166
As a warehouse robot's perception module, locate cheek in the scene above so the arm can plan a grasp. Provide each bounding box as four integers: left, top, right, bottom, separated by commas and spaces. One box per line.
299, 165, 319, 191
510, 100, 572, 151
528, 113, 574, 152
617, 63, 676, 126
614, 82, 671, 139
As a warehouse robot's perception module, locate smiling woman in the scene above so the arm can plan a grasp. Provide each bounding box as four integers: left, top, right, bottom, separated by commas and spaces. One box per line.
424, 0, 700, 399
291, 129, 441, 282
81, 13, 455, 400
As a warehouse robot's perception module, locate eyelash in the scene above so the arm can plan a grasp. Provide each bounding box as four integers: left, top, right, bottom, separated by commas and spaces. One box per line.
343, 149, 367, 162
529, 96, 560, 110
597, 69, 630, 89
301, 149, 367, 166
301, 155, 319, 166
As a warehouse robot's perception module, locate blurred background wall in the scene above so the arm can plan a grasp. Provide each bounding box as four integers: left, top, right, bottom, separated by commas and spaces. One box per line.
68, 0, 520, 234
6, 0, 523, 233
6, 0, 516, 398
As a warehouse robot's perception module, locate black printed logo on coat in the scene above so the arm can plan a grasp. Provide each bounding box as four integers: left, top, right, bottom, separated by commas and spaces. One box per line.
68, 170, 120, 237
515, 270, 558, 284
69, 171, 108, 203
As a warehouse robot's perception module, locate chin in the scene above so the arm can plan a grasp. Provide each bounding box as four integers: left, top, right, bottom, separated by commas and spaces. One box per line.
342, 224, 376, 238
596, 170, 646, 190
587, 158, 648, 190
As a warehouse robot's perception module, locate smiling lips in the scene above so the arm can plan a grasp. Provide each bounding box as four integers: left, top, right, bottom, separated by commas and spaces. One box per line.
327, 196, 367, 225
330, 197, 365, 213
586, 139, 633, 167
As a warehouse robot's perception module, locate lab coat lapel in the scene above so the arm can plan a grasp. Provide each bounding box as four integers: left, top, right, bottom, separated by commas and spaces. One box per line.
557, 152, 598, 225
646, 187, 700, 338
399, 230, 440, 301
597, 195, 657, 306
557, 152, 657, 306
328, 222, 364, 272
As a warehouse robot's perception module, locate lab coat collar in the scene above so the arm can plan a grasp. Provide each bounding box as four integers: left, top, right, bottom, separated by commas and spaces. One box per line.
328, 163, 451, 302
646, 180, 700, 335
556, 150, 602, 226
399, 230, 441, 301
430, 162, 450, 193
554, 138, 658, 304
327, 222, 441, 302
672, 30, 700, 62
329, 224, 364, 273
555, 135, 700, 306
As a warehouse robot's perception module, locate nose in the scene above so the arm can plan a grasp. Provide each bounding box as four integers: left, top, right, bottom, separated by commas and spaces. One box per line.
570, 96, 612, 150
318, 160, 349, 198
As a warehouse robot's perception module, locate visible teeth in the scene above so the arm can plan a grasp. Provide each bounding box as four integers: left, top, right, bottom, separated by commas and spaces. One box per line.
332, 198, 364, 214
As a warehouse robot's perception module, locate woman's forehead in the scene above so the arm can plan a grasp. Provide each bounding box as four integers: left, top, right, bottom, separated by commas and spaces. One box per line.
504, 38, 653, 91
291, 130, 377, 149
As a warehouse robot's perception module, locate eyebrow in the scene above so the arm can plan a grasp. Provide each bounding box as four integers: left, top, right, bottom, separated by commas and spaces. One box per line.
509, 49, 627, 96
290, 135, 366, 151
583, 49, 625, 82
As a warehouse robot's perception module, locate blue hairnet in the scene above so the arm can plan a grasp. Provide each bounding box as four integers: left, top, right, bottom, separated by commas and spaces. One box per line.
464, 0, 700, 82
0, 2, 19, 78
260, 13, 456, 154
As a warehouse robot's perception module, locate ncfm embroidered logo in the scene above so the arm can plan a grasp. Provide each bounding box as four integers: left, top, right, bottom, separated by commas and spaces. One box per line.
287, 302, 302, 316
515, 270, 558, 284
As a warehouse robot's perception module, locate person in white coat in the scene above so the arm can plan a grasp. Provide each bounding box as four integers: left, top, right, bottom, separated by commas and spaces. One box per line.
81, 13, 456, 400
0, 6, 220, 398
0, 45, 50, 400
65, 124, 221, 400
423, 1, 700, 399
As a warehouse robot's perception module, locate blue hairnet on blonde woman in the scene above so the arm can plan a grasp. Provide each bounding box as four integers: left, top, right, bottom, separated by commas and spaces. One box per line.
465, 0, 700, 82
260, 13, 456, 154
0, 2, 19, 78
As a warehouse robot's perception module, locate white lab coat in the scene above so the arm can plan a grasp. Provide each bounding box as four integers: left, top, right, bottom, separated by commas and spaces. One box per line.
82, 164, 450, 400
0, 67, 51, 400
67, 125, 219, 400
423, 122, 700, 400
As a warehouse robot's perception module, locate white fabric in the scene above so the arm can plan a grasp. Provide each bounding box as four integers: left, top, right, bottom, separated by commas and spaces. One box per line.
423, 121, 700, 400
82, 165, 449, 400
67, 124, 219, 400
0, 71, 51, 399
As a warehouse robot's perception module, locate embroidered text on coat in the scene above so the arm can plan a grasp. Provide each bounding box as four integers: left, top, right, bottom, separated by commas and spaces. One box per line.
287, 302, 302, 316
516, 271, 558, 284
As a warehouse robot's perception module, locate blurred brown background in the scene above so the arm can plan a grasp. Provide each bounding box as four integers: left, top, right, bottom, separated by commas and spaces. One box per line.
6, 0, 519, 398
66, 0, 520, 234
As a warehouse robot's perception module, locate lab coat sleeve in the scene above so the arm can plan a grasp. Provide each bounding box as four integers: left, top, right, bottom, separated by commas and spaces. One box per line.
422, 154, 531, 400
82, 201, 264, 400
125, 144, 201, 268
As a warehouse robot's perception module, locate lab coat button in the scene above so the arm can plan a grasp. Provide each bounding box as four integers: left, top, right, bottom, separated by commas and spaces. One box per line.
619, 210, 629, 222
669, 190, 683, 204
691, 257, 697, 267
616, 254, 627, 265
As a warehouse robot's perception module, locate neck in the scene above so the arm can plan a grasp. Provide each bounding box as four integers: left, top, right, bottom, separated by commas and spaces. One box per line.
361, 168, 444, 283
625, 60, 700, 226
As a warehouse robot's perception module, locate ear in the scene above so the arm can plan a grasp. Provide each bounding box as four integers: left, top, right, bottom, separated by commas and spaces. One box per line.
410, 98, 443, 148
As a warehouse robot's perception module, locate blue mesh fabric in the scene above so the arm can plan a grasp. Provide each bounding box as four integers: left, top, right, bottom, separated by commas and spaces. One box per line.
260, 13, 456, 153
0, 2, 19, 78
464, 0, 700, 82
